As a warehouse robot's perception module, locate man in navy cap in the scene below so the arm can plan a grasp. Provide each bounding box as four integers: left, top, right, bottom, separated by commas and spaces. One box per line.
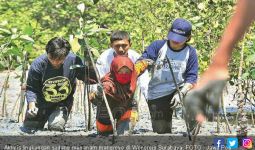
135, 18, 198, 134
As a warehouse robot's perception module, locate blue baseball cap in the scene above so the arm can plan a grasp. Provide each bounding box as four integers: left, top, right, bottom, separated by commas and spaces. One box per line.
167, 18, 192, 43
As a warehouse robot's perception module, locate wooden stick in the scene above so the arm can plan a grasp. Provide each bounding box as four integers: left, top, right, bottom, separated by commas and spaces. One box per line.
251, 105, 255, 127
2, 70, 11, 117
217, 112, 220, 133
84, 38, 117, 136
192, 123, 201, 146
221, 89, 232, 133
11, 93, 21, 117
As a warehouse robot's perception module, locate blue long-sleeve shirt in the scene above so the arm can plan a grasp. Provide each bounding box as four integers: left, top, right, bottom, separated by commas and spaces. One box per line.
139, 40, 198, 100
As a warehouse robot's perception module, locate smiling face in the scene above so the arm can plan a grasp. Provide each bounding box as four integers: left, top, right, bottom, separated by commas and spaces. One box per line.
111, 39, 131, 55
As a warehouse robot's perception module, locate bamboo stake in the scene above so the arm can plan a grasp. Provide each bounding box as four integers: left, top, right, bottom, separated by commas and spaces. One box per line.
0, 75, 7, 116
78, 81, 83, 113
11, 93, 21, 117
192, 123, 201, 146
217, 112, 220, 133
18, 52, 28, 122
0, 81, 5, 98
251, 105, 255, 127
85, 83, 92, 131
80, 82, 84, 114
2, 69, 11, 117
83, 39, 117, 137
84, 83, 88, 132
221, 89, 232, 133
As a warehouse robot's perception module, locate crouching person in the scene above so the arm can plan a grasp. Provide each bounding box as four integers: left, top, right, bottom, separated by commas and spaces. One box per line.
23, 37, 96, 131
90, 56, 137, 135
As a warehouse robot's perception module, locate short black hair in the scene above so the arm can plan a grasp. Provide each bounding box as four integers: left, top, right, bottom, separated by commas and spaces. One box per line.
110, 30, 131, 44
46, 37, 71, 60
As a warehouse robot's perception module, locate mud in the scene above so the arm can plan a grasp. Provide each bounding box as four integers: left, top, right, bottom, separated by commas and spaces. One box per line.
1, 71, 255, 137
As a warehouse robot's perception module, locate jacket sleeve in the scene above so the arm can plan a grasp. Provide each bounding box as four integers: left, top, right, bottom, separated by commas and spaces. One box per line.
184, 47, 198, 84
138, 40, 165, 61
25, 62, 42, 103
135, 40, 165, 76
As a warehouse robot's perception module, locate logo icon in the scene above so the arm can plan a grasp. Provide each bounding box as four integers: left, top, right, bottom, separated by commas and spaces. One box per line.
242, 138, 252, 149
226, 138, 238, 149
213, 138, 225, 149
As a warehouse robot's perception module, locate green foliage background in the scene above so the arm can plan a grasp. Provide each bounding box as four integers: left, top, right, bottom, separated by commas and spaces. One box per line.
0, 0, 254, 79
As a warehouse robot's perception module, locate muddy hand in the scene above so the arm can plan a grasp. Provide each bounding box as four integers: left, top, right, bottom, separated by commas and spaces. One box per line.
184, 79, 227, 122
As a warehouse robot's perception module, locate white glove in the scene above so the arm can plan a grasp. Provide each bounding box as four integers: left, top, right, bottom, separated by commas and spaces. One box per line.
26, 102, 38, 118
170, 83, 193, 109
26, 107, 38, 118
170, 92, 183, 108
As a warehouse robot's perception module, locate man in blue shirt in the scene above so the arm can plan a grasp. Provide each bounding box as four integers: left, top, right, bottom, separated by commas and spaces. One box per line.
23, 37, 96, 131
135, 18, 198, 133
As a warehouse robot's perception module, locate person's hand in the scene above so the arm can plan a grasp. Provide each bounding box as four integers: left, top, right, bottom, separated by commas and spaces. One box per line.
143, 59, 154, 66
135, 59, 154, 76
102, 81, 116, 94
130, 110, 139, 125
96, 84, 103, 96
196, 113, 206, 124
21, 83, 26, 91
170, 92, 183, 109
26, 102, 38, 118
89, 92, 96, 102
184, 79, 227, 123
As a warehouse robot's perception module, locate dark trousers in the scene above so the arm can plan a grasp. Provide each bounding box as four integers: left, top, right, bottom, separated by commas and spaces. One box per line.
23, 105, 70, 131
147, 93, 175, 134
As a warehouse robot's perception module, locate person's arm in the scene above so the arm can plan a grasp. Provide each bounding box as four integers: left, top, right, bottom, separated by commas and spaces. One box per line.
186, 0, 255, 123
180, 47, 198, 94
129, 50, 150, 98
185, 47, 198, 87
25, 62, 42, 115
198, 0, 255, 88
135, 40, 165, 75
139, 40, 165, 61
214, 0, 255, 67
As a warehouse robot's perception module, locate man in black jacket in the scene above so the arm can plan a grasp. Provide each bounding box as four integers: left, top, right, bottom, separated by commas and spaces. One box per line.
24, 37, 96, 131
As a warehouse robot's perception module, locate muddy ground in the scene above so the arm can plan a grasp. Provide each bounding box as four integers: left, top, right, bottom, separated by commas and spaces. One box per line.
1, 70, 255, 137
